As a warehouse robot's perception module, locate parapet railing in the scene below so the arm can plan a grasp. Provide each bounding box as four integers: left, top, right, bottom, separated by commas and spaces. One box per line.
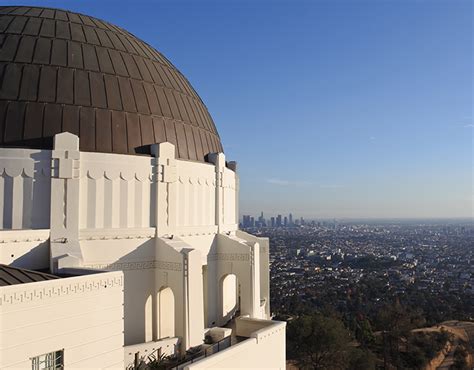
170, 336, 232, 370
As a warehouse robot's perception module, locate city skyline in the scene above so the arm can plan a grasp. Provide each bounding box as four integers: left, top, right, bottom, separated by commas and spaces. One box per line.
11, 0, 473, 219
239, 211, 472, 223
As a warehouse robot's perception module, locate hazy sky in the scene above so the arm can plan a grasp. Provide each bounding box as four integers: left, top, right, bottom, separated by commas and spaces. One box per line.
10, 0, 473, 219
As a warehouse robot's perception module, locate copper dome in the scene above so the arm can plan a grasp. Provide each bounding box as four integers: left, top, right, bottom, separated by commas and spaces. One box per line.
0, 6, 223, 161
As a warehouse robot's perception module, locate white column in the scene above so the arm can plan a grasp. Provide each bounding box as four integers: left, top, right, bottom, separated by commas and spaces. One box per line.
182, 248, 205, 349
208, 152, 225, 233
151, 142, 177, 237
250, 242, 262, 318
49, 132, 82, 272
232, 163, 239, 227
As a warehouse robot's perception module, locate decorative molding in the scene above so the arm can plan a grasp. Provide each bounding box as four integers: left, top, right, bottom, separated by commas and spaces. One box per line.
0, 230, 50, 243
79, 228, 155, 241
51, 150, 80, 180
177, 175, 215, 186
175, 231, 216, 237
208, 253, 249, 262
173, 225, 218, 237
0, 166, 34, 178
156, 260, 182, 271
83, 260, 182, 272
82, 168, 152, 182
0, 274, 123, 306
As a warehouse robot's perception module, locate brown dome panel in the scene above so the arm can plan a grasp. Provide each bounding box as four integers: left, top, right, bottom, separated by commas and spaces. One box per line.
0, 6, 223, 161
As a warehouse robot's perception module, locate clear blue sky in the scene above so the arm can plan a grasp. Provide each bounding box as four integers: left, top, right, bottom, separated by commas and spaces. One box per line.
8, 0, 473, 219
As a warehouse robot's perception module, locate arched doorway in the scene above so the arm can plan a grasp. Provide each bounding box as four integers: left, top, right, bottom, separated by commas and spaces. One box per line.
221, 274, 239, 320
157, 287, 175, 339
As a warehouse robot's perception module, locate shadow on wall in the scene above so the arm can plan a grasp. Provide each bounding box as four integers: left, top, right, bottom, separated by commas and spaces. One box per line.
111, 239, 157, 346
11, 241, 49, 270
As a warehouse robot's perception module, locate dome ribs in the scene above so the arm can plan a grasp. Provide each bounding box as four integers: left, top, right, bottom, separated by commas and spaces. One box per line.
23, 102, 44, 139
79, 106, 95, 151
55, 20, 70, 39
0, 34, 20, 61
19, 64, 40, 101
89, 72, 107, 108
82, 43, 99, 71
23, 17, 41, 36
111, 110, 127, 153
4, 101, 25, 141
62, 104, 80, 136
6, 15, 27, 34
15, 35, 35, 63
39, 18, 55, 38
95, 108, 112, 152
0, 6, 223, 161
56, 67, 74, 104
32, 38, 51, 64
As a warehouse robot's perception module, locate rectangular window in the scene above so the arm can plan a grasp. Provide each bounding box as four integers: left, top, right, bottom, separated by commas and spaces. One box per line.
31, 350, 64, 370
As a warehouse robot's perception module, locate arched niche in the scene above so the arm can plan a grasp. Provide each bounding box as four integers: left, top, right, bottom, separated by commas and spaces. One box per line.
157, 286, 175, 339
220, 274, 239, 321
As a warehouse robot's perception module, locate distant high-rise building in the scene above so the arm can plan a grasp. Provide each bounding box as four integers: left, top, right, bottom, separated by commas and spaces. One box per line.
289, 213, 293, 226
242, 215, 252, 228
276, 214, 282, 227
271, 217, 276, 227
258, 212, 266, 227
284, 216, 288, 227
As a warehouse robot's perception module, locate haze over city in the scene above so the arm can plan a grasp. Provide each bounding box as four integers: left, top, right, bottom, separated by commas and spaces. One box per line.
10, 0, 473, 219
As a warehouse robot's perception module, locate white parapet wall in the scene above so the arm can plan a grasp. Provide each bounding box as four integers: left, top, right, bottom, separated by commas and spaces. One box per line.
0, 270, 124, 369
0, 148, 51, 230
0, 229, 50, 269
0, 139, 238, 236
79, 151, 154, 229
185, 317, 286, 370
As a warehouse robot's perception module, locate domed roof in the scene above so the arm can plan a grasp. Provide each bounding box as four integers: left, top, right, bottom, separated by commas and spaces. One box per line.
0, 6, 223, 161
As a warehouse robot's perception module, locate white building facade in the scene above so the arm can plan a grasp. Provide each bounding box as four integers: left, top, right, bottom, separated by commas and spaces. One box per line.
0, 5, 285, 369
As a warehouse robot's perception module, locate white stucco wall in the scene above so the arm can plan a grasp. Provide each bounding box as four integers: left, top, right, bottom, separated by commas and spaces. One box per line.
0, 271, 124, 369
186, 318, 286, 370
80, 236, 156, 346
0, 148, 51, 230
79, 152, 154, 229
0, 230, 50, 269
236, 230, 271, 318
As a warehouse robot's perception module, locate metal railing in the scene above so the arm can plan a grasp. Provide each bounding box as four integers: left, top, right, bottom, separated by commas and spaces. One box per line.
134, 336, 233, 369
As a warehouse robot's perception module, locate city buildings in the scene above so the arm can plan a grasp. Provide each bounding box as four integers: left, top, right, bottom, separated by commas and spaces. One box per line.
0, 6, 285, 369
241, 212, 306, 228
242, 221, 473, 321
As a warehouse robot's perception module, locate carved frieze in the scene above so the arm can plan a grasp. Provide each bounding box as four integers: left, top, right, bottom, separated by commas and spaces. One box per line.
0, 275, 123, 306
83, 260, 183, 272
208, 253, 250, 262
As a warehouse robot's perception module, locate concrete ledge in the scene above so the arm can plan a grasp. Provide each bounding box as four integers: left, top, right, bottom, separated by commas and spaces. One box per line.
187, 317, 286, 369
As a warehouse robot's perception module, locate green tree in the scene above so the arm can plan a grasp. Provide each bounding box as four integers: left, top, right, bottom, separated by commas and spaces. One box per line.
347, 348, 376, 370
286, 314, 352, 369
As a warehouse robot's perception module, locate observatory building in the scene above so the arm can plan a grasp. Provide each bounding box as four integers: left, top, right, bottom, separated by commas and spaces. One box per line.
0, 6, 285, 369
